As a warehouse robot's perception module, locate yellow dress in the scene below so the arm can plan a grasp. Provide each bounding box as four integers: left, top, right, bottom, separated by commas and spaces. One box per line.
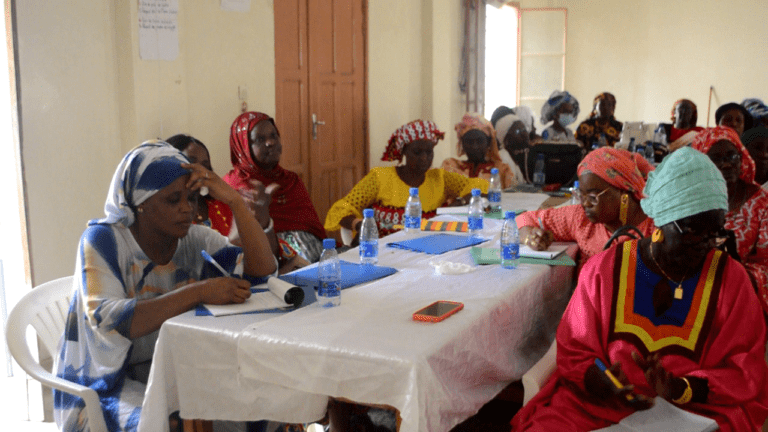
324, 166, 488, 236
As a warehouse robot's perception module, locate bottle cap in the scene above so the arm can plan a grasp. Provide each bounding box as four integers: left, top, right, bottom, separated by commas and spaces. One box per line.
490, 168, 499, 175
409, 187, 419, 197
363, 208, 374, 218
504, 211, 516, 220
471, 188, 481, 196
573, 180, 579, 188
322, 238, 336, 249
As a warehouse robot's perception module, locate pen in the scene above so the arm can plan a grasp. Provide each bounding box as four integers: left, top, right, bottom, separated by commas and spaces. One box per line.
201, 250, 230, 277
538, 217, 545, 230
594, 358, 634, 401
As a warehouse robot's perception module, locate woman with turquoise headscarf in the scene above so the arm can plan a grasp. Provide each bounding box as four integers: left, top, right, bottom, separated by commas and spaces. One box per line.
54, 141, 276, 432
512, 147, 768, 431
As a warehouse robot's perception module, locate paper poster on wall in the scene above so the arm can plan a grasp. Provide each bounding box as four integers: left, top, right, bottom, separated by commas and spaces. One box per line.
138, 0, 179, 61
221, 0, 251, 12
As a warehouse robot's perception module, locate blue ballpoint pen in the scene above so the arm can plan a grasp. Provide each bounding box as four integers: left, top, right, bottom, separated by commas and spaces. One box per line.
201, 250, 230, 277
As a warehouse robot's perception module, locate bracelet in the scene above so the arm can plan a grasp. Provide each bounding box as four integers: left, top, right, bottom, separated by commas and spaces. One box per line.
672, 376, 692, 404
262, 217, 274, 234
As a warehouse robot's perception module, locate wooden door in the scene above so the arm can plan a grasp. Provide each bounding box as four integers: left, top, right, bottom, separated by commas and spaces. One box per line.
274, 0, 368, 226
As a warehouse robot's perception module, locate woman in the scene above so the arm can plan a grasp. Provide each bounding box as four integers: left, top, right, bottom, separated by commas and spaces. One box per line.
54, 142, 276, 432
742, 125, 768, 188
663, 99, 705, 152
492, 106, 532, 185
691, 126, 768, 316
324, 119, 488, 237
540, 90, 580, 143
512, 147, 768, 431
166, 134, 307, 274
575, 92, 623, 148
224, 111, 326, 263
441, 113, 515, 189
519, 147, 655, 267
715, 102, 754, 137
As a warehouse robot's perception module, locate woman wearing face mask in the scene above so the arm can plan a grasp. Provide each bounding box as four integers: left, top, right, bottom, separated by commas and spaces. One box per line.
575, 92, 623, 149
441, 113, 515, 188
540, 90, 580, 143
324, 119, 488, 237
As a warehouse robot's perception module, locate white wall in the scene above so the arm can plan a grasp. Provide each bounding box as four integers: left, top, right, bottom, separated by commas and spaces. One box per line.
14, 0, 768, 284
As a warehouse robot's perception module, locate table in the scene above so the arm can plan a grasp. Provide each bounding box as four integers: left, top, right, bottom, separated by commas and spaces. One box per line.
139, 196, 576, 432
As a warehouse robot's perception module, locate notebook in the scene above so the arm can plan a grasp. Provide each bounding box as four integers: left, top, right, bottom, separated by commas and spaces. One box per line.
278, 260, 398, 290
591, 397, 718, 432
387, 233, 487, 255
469, 246, 576, 267
196, 277, 312, 316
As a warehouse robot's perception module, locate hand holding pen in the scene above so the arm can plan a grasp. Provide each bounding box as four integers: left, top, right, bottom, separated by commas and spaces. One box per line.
521, 217, 555, 251
592, 358, 654, 410
195, 250, 251, 305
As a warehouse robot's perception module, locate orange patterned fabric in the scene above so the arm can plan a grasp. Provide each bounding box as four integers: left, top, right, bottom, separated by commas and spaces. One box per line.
440, 158, 515, 189
577, 147, 654, 201
691, 126, 757, 185
382, 120, 445, 162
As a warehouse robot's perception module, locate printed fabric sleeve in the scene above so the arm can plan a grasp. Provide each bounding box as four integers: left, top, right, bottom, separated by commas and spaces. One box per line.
442, 170, 489, 199
324, 169, 381, 231
517, 205, 581, 243
440, 158, 464, 176
743, 200, 768, 316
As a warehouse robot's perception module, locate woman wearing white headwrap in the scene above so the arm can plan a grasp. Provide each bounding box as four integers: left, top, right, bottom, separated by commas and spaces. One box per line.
492, 107, 529, 184
54, 141, 276, 432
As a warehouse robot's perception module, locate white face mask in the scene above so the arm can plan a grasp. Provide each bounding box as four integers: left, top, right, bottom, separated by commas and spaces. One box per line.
558, 113, 576, 126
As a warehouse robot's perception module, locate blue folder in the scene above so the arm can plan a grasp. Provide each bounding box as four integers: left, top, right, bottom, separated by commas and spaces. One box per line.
279, 260, 398, 291
386, 233, 487, 255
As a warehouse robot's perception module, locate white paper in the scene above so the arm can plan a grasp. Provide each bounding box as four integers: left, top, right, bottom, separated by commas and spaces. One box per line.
221, 0, 250, 12
520, 244, 568, 259
591, 397, 718, 432
138, 0, 179, 61
203, 277, 296, 317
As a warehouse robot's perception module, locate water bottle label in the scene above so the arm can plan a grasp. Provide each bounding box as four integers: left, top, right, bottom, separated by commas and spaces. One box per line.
359, 240, 378, 258
319, 279, 341, 297
405, 215, 421, 229
489, 191, 501, 204
502, 243, 520, 260
468, 216, 483, 231
533, 173, 546, 185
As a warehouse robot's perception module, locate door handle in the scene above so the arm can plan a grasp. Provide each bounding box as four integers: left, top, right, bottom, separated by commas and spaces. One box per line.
312, 113, 325, 140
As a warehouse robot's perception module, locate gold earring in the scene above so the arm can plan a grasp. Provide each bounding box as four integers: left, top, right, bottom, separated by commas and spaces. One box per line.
652, 228, 664, 243
619, 194, 629, 226
137, 206, 144, 213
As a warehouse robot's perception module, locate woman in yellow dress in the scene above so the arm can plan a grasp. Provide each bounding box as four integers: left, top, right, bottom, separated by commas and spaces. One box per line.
324, 119, 488, 237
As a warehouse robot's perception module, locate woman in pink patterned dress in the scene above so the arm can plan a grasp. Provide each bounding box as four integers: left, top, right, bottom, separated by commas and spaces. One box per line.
691, 126, 768, 316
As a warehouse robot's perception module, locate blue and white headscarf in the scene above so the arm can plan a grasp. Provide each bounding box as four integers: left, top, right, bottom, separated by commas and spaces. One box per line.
743, 98, 768, 121
540, 90, 580, 124
96, 140, 191, 226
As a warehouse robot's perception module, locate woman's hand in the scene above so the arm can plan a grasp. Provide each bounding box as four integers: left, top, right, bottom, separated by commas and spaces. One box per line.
278, 255, 310, 275
585, 361, 654, 411
239, 180, 280, 227
181, 162, 241, 207
191, 277, 251, 305
632, 351, 676, 400
519, 226, 555, 250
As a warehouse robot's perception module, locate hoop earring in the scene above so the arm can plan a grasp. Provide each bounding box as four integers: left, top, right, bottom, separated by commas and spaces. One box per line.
619, 194, 629, 226
652, 228, 664, 243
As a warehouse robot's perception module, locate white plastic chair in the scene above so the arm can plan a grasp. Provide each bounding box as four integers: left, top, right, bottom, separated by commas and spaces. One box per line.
521, 339, 557, 405
5, 275, 108, 432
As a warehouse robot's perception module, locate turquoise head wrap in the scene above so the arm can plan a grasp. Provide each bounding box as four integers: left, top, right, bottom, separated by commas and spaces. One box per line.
640, 147, 728, 227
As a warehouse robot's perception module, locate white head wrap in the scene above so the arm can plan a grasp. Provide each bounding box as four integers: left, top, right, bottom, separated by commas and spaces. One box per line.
513, 106, 535, 133
495, 114, 522, 145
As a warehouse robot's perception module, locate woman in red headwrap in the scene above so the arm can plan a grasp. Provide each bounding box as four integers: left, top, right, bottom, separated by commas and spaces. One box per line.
691, 126, 768, 316
324, 119, 488, 238
518, 147, 656, 268
224, 112, 326, 263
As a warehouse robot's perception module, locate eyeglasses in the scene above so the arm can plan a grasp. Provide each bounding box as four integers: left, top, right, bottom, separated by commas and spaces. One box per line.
672, 221, 730, 246
708, 152, 741, 166
573, 188, 609, 205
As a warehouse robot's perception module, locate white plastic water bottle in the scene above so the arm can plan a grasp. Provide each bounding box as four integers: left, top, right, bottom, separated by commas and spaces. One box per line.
318, 238, 341, 307
468, 188, 484, 237
644, 140, 655, 164
359, 208, 379, 265
488, 167, 502, 212
570, 180, 580, 205
404, 187, 422, 233
532, 154, 546, 187
500, 211, 520, 269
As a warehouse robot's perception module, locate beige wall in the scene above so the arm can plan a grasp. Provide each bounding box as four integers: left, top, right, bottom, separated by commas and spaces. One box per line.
14, 0, 767, 283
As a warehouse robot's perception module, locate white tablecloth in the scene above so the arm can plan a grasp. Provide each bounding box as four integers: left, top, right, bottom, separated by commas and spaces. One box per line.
139, 213, 576, 432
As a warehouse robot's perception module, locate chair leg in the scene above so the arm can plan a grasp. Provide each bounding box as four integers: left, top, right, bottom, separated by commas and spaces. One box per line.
183, 419, 213, 432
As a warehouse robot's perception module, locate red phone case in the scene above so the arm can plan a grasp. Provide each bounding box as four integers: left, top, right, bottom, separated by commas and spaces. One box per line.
412, 301, 464, 322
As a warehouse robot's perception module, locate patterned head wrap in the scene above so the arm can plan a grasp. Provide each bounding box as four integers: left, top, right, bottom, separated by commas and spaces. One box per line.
454, 113, 501, 162
715, 102, 754, 132
690, 126, 756, 184
95, 140, 191, 227
588, 92, 616, 119
742, 98, 768, 121
641, 147, 728, 227
577, 147, 654, 201
228, 111, 278, 174
540, 90, 580, 124
670, 99, 698, 125
382, 119, 444, 162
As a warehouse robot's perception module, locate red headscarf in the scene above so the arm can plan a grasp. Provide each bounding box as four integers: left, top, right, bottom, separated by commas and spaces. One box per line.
223, 111, 326, 240
381, 119, 444, 162
690, 126, 756, 185
577, 147, 654, 201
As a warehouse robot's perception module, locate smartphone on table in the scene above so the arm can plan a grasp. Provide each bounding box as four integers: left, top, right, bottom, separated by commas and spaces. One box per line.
413, 300, 464, 322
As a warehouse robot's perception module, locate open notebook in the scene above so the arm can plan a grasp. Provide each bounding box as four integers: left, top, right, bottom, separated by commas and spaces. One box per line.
592, 397, 718, 432
199, 277, 306, 316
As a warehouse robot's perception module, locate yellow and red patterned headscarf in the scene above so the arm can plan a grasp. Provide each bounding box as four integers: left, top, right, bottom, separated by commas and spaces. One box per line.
691, 126, 756, 185
454, 113, 502, 163
382, 119, 445, 162
577, 147, 654, 201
